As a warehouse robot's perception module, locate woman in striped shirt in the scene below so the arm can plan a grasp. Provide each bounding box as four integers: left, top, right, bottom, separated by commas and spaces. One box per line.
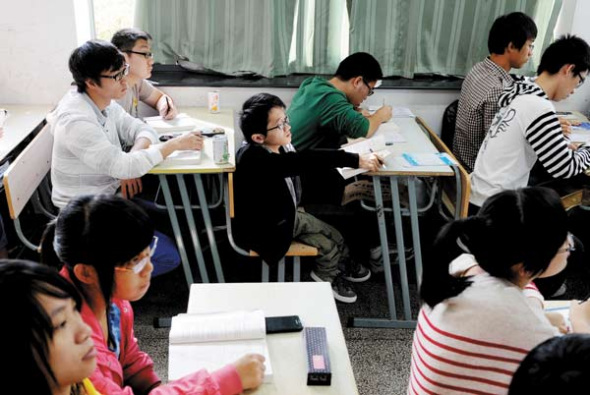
408, 187, 590, 395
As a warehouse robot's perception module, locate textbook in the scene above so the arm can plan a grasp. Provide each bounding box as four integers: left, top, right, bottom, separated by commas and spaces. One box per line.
168, 310, 273, 382
160, 149, 202, 166
144, 113, 199, 133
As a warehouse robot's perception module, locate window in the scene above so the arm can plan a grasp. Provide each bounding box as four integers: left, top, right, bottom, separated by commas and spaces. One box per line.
93, 0, 135, 41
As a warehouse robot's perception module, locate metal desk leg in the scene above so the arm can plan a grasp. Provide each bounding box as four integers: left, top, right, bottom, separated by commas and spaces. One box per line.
390, 177, 412, 320
407, 177, 423, 290
194, 174, 225, 283
352, 176, 399, 327
176, 175, 209, 283
158, 175, 194, 286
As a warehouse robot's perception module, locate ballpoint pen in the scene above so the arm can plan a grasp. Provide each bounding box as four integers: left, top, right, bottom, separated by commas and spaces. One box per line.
165, 96, 171, 116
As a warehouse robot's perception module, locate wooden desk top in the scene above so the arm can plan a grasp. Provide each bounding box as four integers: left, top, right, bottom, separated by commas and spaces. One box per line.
0, 104, 54, 161
367, 117, 454, 176
149, 108, 236, 174
184, 282, 359, 395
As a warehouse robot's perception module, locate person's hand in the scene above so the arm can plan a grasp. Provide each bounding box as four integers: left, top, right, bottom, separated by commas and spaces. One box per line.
373, 105, 392, 123
173, 131, 203, 151
559, 118, 572, 136
121, 178, 143, 199
233, 354, 265, 390
545, 311, 569, 334
359, 153, 383, 172
159, 96, 178, 120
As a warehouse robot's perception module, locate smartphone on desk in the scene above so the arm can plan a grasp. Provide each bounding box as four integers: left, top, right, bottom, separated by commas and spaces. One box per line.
265, 315, 303, 334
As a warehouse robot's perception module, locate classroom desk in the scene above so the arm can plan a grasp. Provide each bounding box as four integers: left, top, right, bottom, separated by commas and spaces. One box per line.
180, 282, 359, 395
0, 104, 54, 162
352, 117, 463, 329
149, 108, 235, 286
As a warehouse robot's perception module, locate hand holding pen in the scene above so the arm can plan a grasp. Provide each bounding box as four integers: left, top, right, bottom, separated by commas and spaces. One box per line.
160, 95, 177, 120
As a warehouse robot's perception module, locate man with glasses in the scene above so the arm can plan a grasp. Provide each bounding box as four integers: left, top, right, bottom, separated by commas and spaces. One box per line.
48, 40, 203, 277
470, 35, 590, 212
112, 28, 177, 119
454, 12, 538, 174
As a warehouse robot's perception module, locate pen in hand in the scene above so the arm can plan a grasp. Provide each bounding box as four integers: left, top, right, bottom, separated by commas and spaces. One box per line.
165, 96, 171, 116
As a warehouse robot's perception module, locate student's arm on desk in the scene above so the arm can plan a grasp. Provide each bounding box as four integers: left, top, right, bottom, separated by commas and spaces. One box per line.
366, 105, 392, 138
158, 132, 203, 157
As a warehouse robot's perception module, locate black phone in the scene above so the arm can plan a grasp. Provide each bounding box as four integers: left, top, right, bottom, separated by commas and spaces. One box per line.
265, 315, 303, 334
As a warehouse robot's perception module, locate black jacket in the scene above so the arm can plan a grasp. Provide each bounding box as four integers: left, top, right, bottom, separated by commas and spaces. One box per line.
234, 144, 359, 264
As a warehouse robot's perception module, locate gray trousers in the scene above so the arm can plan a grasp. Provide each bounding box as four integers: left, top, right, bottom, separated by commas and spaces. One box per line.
293, 210, 350, 282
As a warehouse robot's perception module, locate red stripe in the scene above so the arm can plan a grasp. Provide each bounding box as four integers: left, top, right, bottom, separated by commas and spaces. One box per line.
410, 356, 446, 395
411, 352, 498, 395
421, 310, 529, 354
413, 339, 510, 390
415, 327, 515, 376
418, 319, 522, 364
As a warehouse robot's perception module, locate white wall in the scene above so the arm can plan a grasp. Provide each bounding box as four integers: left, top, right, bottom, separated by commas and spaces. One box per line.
0, 0, 77, 105
3, 0, 590, 134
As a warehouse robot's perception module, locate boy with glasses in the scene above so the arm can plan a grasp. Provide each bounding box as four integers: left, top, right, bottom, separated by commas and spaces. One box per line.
112, 28, 177, 119
48, 40, 202, 276
454, 12, 538, 173
470, 35, 590, 211
235, 93, 383, 303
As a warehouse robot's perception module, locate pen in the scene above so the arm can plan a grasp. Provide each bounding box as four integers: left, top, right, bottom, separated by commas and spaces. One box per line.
369, 148, 386, 168
165, 96, 171, 116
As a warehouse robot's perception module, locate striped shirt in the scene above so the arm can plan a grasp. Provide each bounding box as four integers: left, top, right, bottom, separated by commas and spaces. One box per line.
408, 270, 558, 395
453, 58, 514, 173
470, 79, 590, 206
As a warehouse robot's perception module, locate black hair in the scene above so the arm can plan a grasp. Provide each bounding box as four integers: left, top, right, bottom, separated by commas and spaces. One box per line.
509, 334, 590, 394
239, 93, 287, 144
111, 28, 153, 52
334, 52, 383, 82
420, 187, 568, 307
0, 259, 84, 395
488, 12, 537, 54
69, 40, 125, 93
537, 35, 590, 77
40, 194, 154, 310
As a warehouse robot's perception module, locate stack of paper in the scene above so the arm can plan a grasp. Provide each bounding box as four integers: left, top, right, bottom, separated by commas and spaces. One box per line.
168, 310, 273, 382
144, 113, 199, 133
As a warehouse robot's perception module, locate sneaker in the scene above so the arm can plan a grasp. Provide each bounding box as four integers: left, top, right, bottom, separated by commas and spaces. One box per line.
369, 244, 415, 269
342, 261, 371, 283
331, 276, 358, 303
310, 271, 358, 303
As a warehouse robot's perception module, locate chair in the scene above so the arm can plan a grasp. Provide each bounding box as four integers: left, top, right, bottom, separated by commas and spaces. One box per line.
417, 117, 471, 219
223, 173, 318, 282
441, 99, 459, 150
3, 125, 56, 250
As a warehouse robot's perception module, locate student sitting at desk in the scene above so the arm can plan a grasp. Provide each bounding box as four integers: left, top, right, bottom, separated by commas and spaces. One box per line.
112, 28, 177, 119
470, 35, 590, 211
234, 93, 382, 303
41, 194, 265, 395
408, 187, 590, 395
0, 259, 100, 395
453, 12, 537, 173
48, 40, 202, 277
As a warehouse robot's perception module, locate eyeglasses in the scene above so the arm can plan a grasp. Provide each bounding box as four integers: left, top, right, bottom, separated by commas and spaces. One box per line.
558, 233, 575, 254
115, 236, 158, 274
124, 50, 154, 60
362, 78, 375, 96
267, 117, 290, 133
529, 43, 535, 51
100, 64, 129, 82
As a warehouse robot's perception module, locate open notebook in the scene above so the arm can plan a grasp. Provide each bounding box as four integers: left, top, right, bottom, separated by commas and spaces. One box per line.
168, 310, 273, 382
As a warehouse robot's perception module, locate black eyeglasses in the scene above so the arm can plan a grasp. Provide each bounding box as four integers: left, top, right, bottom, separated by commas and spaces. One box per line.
125, 50, 154, 60
267, 117, 290, 132
362, 78, 375, 96
577, 73, 586, 88
100, 64, 129, 82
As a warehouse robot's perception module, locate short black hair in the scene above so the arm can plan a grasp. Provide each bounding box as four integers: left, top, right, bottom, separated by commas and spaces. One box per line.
239, 93, 286, 144
537, 34, 590, 76
334, 52, 383, 82
488, 12, 537, 54
111, 28, 153, 52
69, 40, 125, 93
509, 334, 590, 394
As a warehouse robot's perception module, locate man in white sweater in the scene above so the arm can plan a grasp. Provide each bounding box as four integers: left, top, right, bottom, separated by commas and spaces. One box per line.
49, 40, 202, 208
470, 35, 590, 209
